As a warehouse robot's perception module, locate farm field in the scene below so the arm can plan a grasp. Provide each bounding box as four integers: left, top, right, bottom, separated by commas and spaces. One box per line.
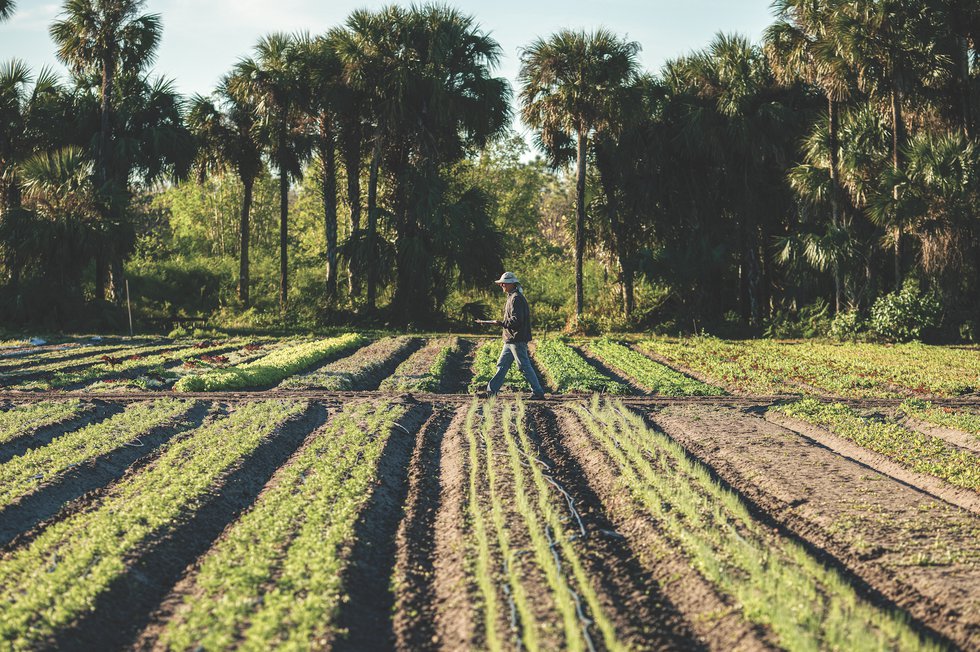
0, 334, 978, 650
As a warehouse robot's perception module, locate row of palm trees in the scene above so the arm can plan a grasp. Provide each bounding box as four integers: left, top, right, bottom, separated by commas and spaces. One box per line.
1, 0, 979, 333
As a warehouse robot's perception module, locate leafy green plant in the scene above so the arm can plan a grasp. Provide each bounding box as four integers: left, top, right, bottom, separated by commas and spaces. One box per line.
898, 399, 980, 438
869, 278, 942, 343
572, 398, 939, 651
163, 401, 407, 650
280, 336, 414, 390
774, 398, 980, 490
829, 310, 865, 341
0, 400, 308, 648
0, 399, 85, 445
590, 339, 724, 395
534, 338, 629, 394
0, 399, 194, 509
379, 337, 460, 392
174, 334, 364, 391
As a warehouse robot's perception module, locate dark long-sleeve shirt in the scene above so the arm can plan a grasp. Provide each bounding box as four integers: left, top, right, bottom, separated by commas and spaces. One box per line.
501, 290, 532, 343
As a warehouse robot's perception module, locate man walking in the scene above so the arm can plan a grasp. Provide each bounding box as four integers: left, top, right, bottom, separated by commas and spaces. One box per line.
484, 272, 546, 400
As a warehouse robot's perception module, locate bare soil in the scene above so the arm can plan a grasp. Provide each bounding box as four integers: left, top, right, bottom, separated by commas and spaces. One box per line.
651, 403, 980, 649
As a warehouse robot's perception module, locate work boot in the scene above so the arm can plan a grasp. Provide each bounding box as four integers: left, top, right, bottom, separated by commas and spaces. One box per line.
525, 392, 546, 401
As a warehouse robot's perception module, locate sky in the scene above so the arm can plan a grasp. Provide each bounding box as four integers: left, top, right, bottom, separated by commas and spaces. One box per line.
1, 0, 776, 146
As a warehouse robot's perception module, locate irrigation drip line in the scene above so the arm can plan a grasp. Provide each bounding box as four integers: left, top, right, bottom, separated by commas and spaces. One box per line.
544, 524, 597, 652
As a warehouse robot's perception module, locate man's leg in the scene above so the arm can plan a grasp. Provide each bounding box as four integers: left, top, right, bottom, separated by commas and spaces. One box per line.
487, 343, 514, 395
512, 342, 545, 395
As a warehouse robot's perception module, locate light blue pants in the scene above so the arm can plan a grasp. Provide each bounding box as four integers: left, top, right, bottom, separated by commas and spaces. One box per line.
487, 342, 544, 395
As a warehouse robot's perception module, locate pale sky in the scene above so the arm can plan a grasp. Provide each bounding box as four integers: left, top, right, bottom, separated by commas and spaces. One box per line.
1, 0, 776, 147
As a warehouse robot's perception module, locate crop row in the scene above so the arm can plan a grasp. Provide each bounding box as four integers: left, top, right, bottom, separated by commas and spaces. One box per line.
898, 398, 980, 437
162, 400, 408, 650
588, 339, 724, 395
174, 334, 364, 392
0, 342, 180, 385
773, 398, 980, 492
468, 340, 530, 393
379, 337, 460, 392
0, 399, 86, 446
0, 399, 308, 649
0, 341, 137, 372
0, 398, 194, 511
280, 336, 414, 390
464, 400, 620, 650
533, 338, 629, 394
641, 337, 980, 397
570, 398, 936, 651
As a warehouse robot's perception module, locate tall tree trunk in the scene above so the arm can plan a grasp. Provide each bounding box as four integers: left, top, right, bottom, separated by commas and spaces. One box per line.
98, 54, 115, 188
366, 133, 382, 311
343, 124, 362, 296
238, 176, 253, 307
94, 255, 107, 302
828, 96, 843, 314
594, 143, 633, 319
958, 36, 974, 137
574, 129, 587, 322
279, 161, 289, 315
319, 116, 338, 297
107, 258, 124, 304
891, 83, 905, 289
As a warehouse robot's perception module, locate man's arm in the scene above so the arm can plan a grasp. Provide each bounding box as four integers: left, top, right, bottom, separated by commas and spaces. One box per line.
501, 294, 523, 329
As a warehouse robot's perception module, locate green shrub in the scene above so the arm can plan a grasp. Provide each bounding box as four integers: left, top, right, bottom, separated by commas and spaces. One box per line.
829, 310, 865, 341
869, 278, 942, 342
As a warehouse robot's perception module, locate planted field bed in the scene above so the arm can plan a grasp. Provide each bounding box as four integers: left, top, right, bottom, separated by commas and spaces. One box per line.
642, 336, 980, 397
0, 334, 979, 649
280, 336, 419, 390
379, 337, 462, 392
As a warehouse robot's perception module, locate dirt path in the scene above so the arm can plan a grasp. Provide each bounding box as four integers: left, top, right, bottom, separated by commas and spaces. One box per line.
650, 404, 980, 649
572, 344, 647, 395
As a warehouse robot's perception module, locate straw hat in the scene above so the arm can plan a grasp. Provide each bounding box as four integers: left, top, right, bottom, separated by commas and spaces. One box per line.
494, 271, 520, 285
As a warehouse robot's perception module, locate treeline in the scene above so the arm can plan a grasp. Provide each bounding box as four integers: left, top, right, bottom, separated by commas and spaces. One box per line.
0, 0, 978, 339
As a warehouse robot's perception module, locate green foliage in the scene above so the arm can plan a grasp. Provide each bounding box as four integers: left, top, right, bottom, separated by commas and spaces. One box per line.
468, 339, 530, 392
869, 278, 943, 342
590, 339, 724, 395
379, 337, 460, 392
829, 310, 865, 341
0, 399, 306, 649
774, 398, 980, 491
0, 399, 84, 445
280, 336, 413, 390
534, 337, 628, 394
162, 400, 406, 650
642, 336, 980, 397
898, 399, 980, 438
574, 398, 940, 652
0, 399, 193, 509
763, 299, 831, 339
174, 334, 363, 391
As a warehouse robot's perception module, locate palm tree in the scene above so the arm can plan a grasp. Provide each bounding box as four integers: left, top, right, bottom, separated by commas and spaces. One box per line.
50, 0, 161, 191
188, 73, 263, 307
519, 28, 640, 323
832, 0, 948, 287
296, 33, 344, 297
333, 6, 411, 311
766, 0, 855, 313
0, 0, 15, 21
232, 33, 311, 314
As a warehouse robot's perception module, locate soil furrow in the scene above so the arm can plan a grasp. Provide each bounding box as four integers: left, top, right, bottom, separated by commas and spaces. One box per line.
552, 405, 775, 651
0, 401, 211, 550
392, 406, 456, 651
527, 404, 705, 650
332, 402, 432, 651
48, 402, 327, 652
0, 401, 121, 464
764, 409, 980, 516
897, 414, 980, 455
440, 338, 475, 394
651, 403, 979, 649
571, 345, 646, 395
